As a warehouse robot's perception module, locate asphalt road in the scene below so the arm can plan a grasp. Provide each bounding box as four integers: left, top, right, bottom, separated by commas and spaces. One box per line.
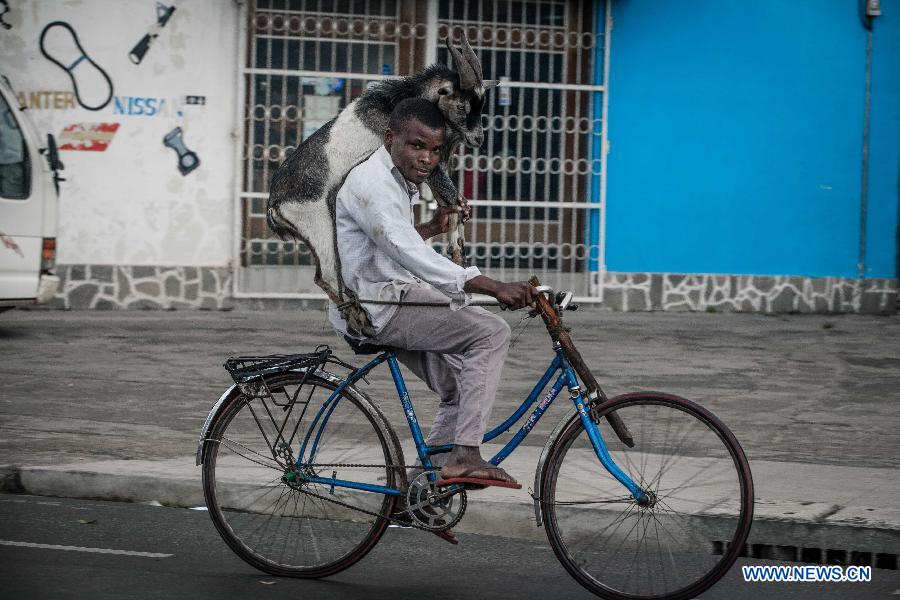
2, 310, 899, 470
1, 494, 897, 600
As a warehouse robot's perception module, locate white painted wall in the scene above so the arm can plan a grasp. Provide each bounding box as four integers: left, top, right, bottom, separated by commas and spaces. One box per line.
0, 0, 238, 266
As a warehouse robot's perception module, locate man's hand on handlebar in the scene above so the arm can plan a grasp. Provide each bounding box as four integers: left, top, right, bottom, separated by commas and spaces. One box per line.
494, 281, 539, 310
464, 275, 538, 311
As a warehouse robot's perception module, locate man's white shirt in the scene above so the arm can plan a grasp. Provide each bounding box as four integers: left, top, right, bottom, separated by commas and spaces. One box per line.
328, 145, 482, 338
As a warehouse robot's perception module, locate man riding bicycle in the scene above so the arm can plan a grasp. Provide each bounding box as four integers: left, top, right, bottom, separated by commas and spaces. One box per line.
328, 98, 538, 515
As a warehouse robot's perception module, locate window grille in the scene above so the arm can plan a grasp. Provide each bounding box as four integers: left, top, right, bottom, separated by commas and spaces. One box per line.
235, 0, 609, 300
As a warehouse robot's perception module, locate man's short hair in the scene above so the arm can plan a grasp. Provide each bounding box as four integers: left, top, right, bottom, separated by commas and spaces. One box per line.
388, 97, 445, 134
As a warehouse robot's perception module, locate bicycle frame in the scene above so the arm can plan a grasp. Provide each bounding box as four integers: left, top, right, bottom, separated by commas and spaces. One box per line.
295, 343, 645, 502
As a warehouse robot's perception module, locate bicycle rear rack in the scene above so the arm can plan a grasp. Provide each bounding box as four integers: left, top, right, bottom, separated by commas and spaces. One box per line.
224, 346, 332, 398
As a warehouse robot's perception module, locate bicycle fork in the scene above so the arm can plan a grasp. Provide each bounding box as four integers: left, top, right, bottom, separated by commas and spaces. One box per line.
563, 365, 646, 501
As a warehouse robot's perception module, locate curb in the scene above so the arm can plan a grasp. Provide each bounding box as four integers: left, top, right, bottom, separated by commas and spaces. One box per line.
17, 467, 204, 508
2, 463, 898, 569
0, 465, 24, 494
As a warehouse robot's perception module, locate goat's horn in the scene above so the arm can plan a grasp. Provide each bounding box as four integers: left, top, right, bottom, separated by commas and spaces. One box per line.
460, 34, 484, 84
445, 35, 478, 91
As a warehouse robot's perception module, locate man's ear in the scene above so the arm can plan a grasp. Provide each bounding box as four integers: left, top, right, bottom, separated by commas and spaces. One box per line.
384, 128, 394, 152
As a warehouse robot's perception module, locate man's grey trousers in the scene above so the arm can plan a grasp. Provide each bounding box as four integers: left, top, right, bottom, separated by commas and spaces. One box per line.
368, 285, 512, 448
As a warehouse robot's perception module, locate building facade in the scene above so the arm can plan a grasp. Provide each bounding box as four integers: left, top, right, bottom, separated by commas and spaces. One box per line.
1, 0, 897, 313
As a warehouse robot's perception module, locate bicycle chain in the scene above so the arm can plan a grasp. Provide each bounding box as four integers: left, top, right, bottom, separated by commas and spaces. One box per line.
303, 463, 412, 469
286, 462, 462, 531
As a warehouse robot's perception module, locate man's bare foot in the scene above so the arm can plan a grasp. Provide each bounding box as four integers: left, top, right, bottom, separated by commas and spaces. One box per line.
438, 445, 519, 488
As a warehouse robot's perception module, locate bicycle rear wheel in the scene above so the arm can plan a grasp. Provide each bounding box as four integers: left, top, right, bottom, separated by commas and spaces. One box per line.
202, 372, 400, 578
541, 393, 753, 600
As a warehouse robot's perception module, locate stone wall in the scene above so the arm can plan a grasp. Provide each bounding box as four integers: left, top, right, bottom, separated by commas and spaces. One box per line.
603, 273, 898, 314
43, 265, 897, 314
48, 265, 233, 310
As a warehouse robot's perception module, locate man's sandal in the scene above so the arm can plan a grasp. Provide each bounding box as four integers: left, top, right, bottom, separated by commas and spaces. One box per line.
437, 467, 522, 490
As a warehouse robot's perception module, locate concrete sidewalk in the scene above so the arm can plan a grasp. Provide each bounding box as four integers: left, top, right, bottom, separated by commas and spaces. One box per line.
1, 308, 898, 565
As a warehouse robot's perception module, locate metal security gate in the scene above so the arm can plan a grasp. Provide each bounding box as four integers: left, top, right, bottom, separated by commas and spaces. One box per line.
234, 0, 610, 301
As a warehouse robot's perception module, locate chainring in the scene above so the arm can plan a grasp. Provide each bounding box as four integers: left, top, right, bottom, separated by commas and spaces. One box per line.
405, 469, 467, 531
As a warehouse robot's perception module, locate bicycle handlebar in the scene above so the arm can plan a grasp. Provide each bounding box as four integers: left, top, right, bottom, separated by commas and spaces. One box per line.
528, 276, 635, 448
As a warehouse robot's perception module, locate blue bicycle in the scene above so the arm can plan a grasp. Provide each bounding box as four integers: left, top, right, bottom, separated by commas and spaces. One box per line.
198, 279, 754, 600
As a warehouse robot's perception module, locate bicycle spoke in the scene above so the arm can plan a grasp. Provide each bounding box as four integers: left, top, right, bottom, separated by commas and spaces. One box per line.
604, 505, 645, 558
654, 475, 739, 496
648, 508, 701, 560
652, 497, 718, 552
566, 503, 639, 573
549, 496, 635, 506
621, 512, 653, 593
618, 446, 647, 490
575, 502, 640, 562
646, 420, 704, 493
638, 401, 649, 486
217, 436, 285, 471
225, 475, 286, 514
643, 407, 699, 494
650, 510, 675, 591
280, 490, 301, 563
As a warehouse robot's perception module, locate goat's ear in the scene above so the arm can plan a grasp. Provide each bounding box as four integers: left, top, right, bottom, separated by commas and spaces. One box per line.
482, 80, 500, 90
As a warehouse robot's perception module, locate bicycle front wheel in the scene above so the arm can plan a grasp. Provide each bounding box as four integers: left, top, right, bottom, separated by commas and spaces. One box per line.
202, 372, 400, 578
541, 393, 753, 600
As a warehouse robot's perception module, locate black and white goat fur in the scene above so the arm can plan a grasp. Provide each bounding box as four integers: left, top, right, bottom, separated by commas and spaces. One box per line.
267, 36, 496, 335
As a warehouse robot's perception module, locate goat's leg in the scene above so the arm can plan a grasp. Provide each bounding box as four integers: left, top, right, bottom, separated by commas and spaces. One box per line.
427, 165, 466, 266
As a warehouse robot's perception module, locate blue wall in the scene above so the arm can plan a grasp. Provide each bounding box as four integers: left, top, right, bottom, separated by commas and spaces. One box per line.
605, 0, 899, 278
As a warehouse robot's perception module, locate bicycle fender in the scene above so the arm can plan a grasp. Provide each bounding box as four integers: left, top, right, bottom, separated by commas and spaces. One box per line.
532, 409, 580, 527
196, 383, 240, 466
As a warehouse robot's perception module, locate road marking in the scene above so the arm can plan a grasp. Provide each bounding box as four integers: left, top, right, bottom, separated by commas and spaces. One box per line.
0, 540, 172, 558
0, 498, 59, 506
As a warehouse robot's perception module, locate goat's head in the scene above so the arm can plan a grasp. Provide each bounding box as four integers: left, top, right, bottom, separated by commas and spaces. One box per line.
424, 35, 498, 149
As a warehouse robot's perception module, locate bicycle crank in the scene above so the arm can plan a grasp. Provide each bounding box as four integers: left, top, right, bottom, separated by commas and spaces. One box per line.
404, 470, 467, 531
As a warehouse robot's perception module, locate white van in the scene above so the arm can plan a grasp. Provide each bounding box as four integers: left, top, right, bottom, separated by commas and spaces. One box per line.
0, 74, 63, 312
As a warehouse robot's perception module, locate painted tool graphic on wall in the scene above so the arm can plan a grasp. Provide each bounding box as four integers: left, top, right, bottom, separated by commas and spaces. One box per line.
129, 2, 176, 64
163, 127, 199, 175
39, 21, 114, 111
0, 0, 12, 30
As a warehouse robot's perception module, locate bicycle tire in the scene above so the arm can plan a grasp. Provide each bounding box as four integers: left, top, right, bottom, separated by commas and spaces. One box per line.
541, 392, 753, 600
202, 371, 400, 578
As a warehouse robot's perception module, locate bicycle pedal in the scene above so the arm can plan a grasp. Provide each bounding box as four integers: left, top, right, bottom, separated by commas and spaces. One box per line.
432, 529, 459, 545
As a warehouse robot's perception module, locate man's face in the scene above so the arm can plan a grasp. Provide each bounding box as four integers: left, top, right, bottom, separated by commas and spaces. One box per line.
384, 118, 445, 185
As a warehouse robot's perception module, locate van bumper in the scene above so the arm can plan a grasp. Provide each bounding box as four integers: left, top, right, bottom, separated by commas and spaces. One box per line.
36, 273, 60, 304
